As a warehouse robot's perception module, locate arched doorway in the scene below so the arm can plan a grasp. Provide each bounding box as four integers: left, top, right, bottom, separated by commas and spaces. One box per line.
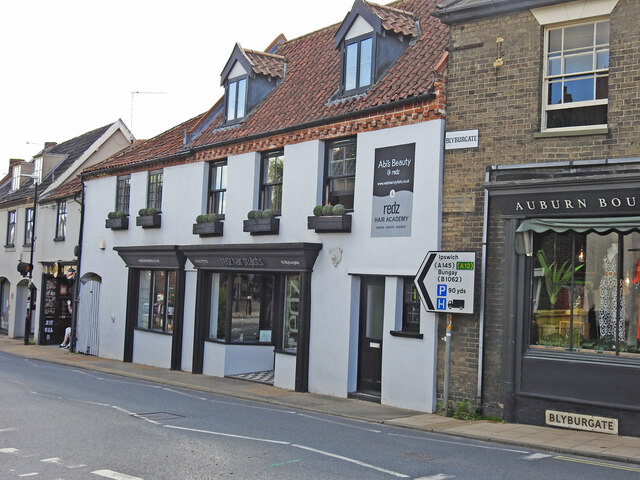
76, 273, 101, 355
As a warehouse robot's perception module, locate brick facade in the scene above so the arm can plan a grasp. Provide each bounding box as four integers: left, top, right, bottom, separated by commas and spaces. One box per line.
440, 0, 640, 417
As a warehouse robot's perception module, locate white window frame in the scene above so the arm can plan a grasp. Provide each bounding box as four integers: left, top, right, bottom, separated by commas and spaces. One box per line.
541, 18, 610, 132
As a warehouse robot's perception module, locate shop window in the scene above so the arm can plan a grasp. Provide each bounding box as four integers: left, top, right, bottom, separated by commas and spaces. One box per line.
530, 230, 640, 356
208, 160, 227, 217
136, 269, 176, 333
55, 200, 66, 240
147, 169, 163, 211
542, 19, 609, 131
260, 150, 284, 214
115, 175, 131, 214
6, 210, 15, 247
325, 138, 356, 210
282, 274, 301, 352
24, 208, 34, 246
402, 278, 421, 333
0, 279, 9, 332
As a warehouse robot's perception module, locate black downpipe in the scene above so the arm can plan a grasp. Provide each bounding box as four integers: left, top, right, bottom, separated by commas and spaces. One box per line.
123, 269, 137, 363
70, 181, 86, 353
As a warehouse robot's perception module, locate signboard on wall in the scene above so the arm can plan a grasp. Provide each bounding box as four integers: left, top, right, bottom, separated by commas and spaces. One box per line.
371, 143, 415, 238
445, 129, 479, 150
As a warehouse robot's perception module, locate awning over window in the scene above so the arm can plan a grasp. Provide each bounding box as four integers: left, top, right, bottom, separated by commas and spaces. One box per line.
515, 217, 640, 255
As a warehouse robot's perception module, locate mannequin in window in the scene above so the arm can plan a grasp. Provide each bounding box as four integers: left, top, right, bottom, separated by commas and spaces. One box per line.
599, 242, 625, 339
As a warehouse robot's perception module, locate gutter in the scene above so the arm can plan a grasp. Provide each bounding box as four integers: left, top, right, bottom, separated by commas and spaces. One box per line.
433, 0, 565, 25
477, 169, 490, 405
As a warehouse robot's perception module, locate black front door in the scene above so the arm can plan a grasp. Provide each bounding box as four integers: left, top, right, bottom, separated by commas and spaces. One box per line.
357, 276, 385, 394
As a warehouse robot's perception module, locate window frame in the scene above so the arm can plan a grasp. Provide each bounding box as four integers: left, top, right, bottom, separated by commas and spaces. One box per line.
55, 200, 67, 241
541, 18, 610, 132
6, 210, 16, 247
115, 175, 131, 214
147, 169, 163, 211
226, 76, 248, 123
402, 277, 421, 333
342, 33, 375, 95
24, 207, 34, 246
260, 150, 285, 214
136, 269, 176, 334
324, 137, 357, 210
207, 160, 227, 218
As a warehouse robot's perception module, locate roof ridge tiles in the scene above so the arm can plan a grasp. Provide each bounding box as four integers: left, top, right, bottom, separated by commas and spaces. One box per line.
366, 0, 418, 18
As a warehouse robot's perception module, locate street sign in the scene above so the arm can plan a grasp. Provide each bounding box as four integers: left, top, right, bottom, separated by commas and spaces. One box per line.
415, 251, 476, 314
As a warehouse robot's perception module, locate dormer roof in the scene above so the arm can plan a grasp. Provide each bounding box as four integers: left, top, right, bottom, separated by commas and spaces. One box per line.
334, 0, 418, 48
220, 43, 285, 85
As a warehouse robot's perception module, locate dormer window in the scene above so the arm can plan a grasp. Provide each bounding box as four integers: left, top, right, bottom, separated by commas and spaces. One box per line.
33, 158, 43, 183
345, 36, 373, 91
334, 0, 419, 97
11, 166, 21, 191
226, 77, 247, 122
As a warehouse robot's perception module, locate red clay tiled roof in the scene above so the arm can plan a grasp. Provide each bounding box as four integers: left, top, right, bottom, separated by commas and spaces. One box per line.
85, 0, 447, 176
367, 1, 419, 37
244, 49, 286, 78
43, 176, 82, 202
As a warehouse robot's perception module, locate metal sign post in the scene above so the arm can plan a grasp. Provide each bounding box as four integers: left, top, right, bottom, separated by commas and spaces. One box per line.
415, 251, 476, 416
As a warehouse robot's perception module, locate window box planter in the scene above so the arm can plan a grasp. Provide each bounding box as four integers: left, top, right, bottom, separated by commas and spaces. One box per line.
192, 220, 224, 237
105, 217, 129, 230
136, 213, 161, 229
307, 214, 351, 233
243, 217, 279, 235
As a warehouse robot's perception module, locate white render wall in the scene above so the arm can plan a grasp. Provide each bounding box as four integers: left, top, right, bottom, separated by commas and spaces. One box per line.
81, 119, 444, 412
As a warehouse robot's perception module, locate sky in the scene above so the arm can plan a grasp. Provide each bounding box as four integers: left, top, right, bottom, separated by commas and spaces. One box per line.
0, 0, 357, 177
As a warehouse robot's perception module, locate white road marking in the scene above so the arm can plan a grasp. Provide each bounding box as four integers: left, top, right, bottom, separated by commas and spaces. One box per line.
0, 447, 20, 454
111, 406, 160, 425
92, 469, 144, 480
18, 473, 39, 477
292, 444, 410, 478
206, 397, 297, 414
161, 387, 207, 400
522, 453, 552, 460
0, 428, 16, 432
164, 424, 290, 444
41, 457, 87, 468
297, 413, 381, 433
388, 433, 529, 453
415, 475, 455, 480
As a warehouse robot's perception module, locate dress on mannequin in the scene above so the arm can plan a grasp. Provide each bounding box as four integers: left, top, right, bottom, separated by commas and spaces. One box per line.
599, 243, 625, 339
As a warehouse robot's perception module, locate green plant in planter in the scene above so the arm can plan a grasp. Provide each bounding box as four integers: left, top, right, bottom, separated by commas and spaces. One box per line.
321, 204, 333, 216
313, 205, 324, 216
262, 209, 275, 218
196, 213, 219, 223
247, 210, 258, 220
138, 207, 158, 216
107, 210, 127, 219
536, 249, 584, 306
332, 204, 346, 215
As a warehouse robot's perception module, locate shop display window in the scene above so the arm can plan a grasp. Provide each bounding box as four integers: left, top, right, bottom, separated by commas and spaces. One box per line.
136, 269, 176, 333
530, 230, 640, 355
282, 274, 301, 352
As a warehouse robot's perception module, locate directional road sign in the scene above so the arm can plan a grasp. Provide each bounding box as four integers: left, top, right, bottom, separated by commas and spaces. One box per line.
414, 251, 476, 315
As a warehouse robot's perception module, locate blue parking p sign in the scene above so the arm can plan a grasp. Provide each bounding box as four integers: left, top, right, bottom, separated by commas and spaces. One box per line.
437, 284, 447, 297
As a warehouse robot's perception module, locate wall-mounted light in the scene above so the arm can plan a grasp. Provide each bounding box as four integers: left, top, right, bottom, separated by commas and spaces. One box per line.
98, 239, 106, 250
577, 246, 585, 263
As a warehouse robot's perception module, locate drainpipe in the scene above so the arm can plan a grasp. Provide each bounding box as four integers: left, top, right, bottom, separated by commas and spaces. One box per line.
69, 180, 85, 353
476, 170, 490, 407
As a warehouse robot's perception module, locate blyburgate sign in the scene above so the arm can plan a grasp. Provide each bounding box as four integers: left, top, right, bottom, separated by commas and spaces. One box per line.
415, 251, 476, 314
545, 410, 618, 435
445, 129, 479, 150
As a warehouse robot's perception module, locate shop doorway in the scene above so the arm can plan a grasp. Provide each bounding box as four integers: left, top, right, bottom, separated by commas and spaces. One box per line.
14, 280, 30, 339
0, 278, 10, 333
357, 276, 385, 395
77, 273, 101, 355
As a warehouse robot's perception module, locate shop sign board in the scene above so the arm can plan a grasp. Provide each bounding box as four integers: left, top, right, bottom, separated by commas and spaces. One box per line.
545, 410, 618, 435
445, 129, 479, 150
415, 251, 475, 314
371, 143, 415, 238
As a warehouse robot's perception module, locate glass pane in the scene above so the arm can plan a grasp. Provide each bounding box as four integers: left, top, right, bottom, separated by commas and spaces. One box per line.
1, 281, 11, 331
264, 154, 284, 183
403, 280, 420, 332
152, 271, 167, 331
345, 42, 358, 90
329, 158, 344, 176
166, 271, 175, 333
622, 233, 640, 354
359, 38, 373, 88
564, 75, 595, 102
231, 274, 274, 343
215, 191, 226, 215
137, 271, 152, 329
265, 184, 282, 211
564, 23, 594, 50
343, 157, 356, 176
596, 21, 610, 45
283, 274, 300, 351
548, 28, 562, 53
237, 78, 246, 118
365, 282, 384, 340
564, 51, 593, 74
227, 81, 236, 121
596, 50, 609, 70
547, 105, 607, 128
209, 273, 226, 340
548, 80, 563, 105
548, 56, 561, 76
596, 74, 608, 100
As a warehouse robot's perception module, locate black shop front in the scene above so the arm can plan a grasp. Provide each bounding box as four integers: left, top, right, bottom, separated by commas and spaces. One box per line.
488, 164, 640, 437
39, 262, 76, 345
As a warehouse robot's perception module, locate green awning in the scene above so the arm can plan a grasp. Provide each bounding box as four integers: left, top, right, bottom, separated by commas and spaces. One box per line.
515, 217, 640, 255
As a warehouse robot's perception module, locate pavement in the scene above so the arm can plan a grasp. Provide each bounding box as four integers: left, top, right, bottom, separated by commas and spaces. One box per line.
1, 335, 640, 466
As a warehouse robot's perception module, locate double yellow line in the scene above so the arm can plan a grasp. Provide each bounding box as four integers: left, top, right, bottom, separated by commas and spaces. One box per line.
554, 455, 640, 472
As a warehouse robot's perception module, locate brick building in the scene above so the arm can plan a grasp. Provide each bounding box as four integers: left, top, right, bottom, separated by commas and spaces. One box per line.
436, 0, 640, 435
